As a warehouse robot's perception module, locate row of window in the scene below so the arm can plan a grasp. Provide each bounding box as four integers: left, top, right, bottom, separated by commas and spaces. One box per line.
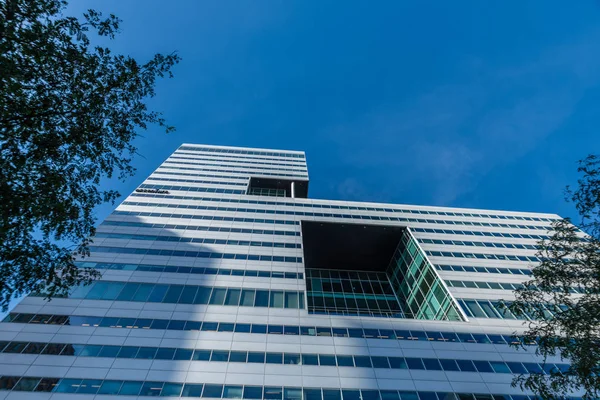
163, 160, 308, 174
170, 155, 308, 169
460, 299, 568, 321
158, 165, 308, 178
152, 171, 252, 182
426, 250, 541, 263
113, 209, 300, 226
174, 151, 307, 166
307, 294, 402, 319
121, 199, 552, 232
101, 219, 300, 236
89, 246, 303, 263
446, 280, 524, 291
0, 340, 567, 375
434, 264, 533, 276
0, 375, 567, 400
139, 183, 244, 194
94, 232, 301, 249
178, 146, 306, 158
411, 227, 549, 240
306, 269, 388, 282
129, 191, 555, 222
4, 312, 530, 345
43, 281, 305, 309
449, 280, 588, 295
146, 177, 247, 186
418, 238, 537, 251
248, 187, 287, 197
76, 261, 303, 280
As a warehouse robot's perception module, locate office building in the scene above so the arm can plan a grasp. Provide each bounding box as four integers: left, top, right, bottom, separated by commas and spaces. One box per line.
0, 144, 573, 399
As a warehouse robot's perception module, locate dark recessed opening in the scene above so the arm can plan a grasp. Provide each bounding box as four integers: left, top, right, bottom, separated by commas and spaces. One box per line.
301, 221, 405, 271
247, 177, 309, 198
301, 221, 465, 320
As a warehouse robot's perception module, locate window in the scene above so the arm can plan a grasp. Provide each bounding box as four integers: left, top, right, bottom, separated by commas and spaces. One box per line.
244, 386, 263, 399
422, 359, 442, 370
203, 385, 224, 398
457, 359, 477, 372
284, 354, 301, 365
302, 354, 318, 366
319, 355, 336, 366
353, 356, 372, 368
255, 291, 269, 307
372, 357, 390, 368
223, 386, 243, 399
248, 352, 265, 363
284, 388, 303, 400
439, 359, 460, 371
119, 381, 143, 395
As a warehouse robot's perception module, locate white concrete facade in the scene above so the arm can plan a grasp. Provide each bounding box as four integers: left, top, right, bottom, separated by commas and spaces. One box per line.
0, 144, 569, 399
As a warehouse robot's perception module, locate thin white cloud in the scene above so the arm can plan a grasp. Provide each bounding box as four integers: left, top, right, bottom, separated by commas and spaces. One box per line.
322, 27, 600, 205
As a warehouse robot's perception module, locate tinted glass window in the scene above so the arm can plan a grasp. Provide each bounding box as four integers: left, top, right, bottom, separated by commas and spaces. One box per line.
456, 359, 477, 372
223, 386, 243, 399
423, 358, 442, 370
439, 359, 460, 371
336, 355, 354, 367
284, 354, 300, 365
319, 355, 336, 366
406, 358, 425, 369
244, 386, 263, 399
183, 384, 203, 397
203, 385, 224, 398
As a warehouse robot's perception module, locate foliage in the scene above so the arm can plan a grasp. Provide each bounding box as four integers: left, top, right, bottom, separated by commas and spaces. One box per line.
0, 0, 180, 310
507, 155, 600, 399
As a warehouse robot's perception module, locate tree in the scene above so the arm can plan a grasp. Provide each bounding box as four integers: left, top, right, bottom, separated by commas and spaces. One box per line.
507, 155, 600, 400
0, 0, 180, 310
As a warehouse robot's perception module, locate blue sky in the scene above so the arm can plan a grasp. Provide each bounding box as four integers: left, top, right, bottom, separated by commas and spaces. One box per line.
69, 1, 600, 222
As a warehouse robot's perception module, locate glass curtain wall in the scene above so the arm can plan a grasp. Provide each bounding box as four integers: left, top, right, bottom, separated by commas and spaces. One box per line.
387, 229, 464, 321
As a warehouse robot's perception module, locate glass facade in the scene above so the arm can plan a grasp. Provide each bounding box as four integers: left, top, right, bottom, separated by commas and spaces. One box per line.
248, 187, 287, 197
387, 230, 464, 321
306, 269, 403, 317
306, 229, 463, 321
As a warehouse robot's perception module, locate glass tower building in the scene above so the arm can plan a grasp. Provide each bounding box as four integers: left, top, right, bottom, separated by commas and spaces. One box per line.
0, 144, 576, 399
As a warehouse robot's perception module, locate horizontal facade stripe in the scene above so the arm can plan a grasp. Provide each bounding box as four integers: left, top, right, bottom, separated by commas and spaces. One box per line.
100, 219, 300, 236
151, 171, 251, 180
121, 200, 552, 231
0, 340, 567, 375
0, 375, 559, 399
35, 281, 305, 308
178, 145, 305, 158
175, 150, 307, 164
446, 280, 586, 293
76, 261, 303, 279
457, 299, 566, 320
145, 177, 248, 185
435, 264, 532, 276
411, 227, 550, 239
139, 183, 244, 194
426, 250, 541, 263
157, 165, 308, 178
4, 313, 534, 346
169, 155, 308, 168
163, 160, 307, 173
94, 232, 301, 249
112, 210, 299, 225
418, 238, 538, 250
129, 193, 555, 222
89, 246, 303, 263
